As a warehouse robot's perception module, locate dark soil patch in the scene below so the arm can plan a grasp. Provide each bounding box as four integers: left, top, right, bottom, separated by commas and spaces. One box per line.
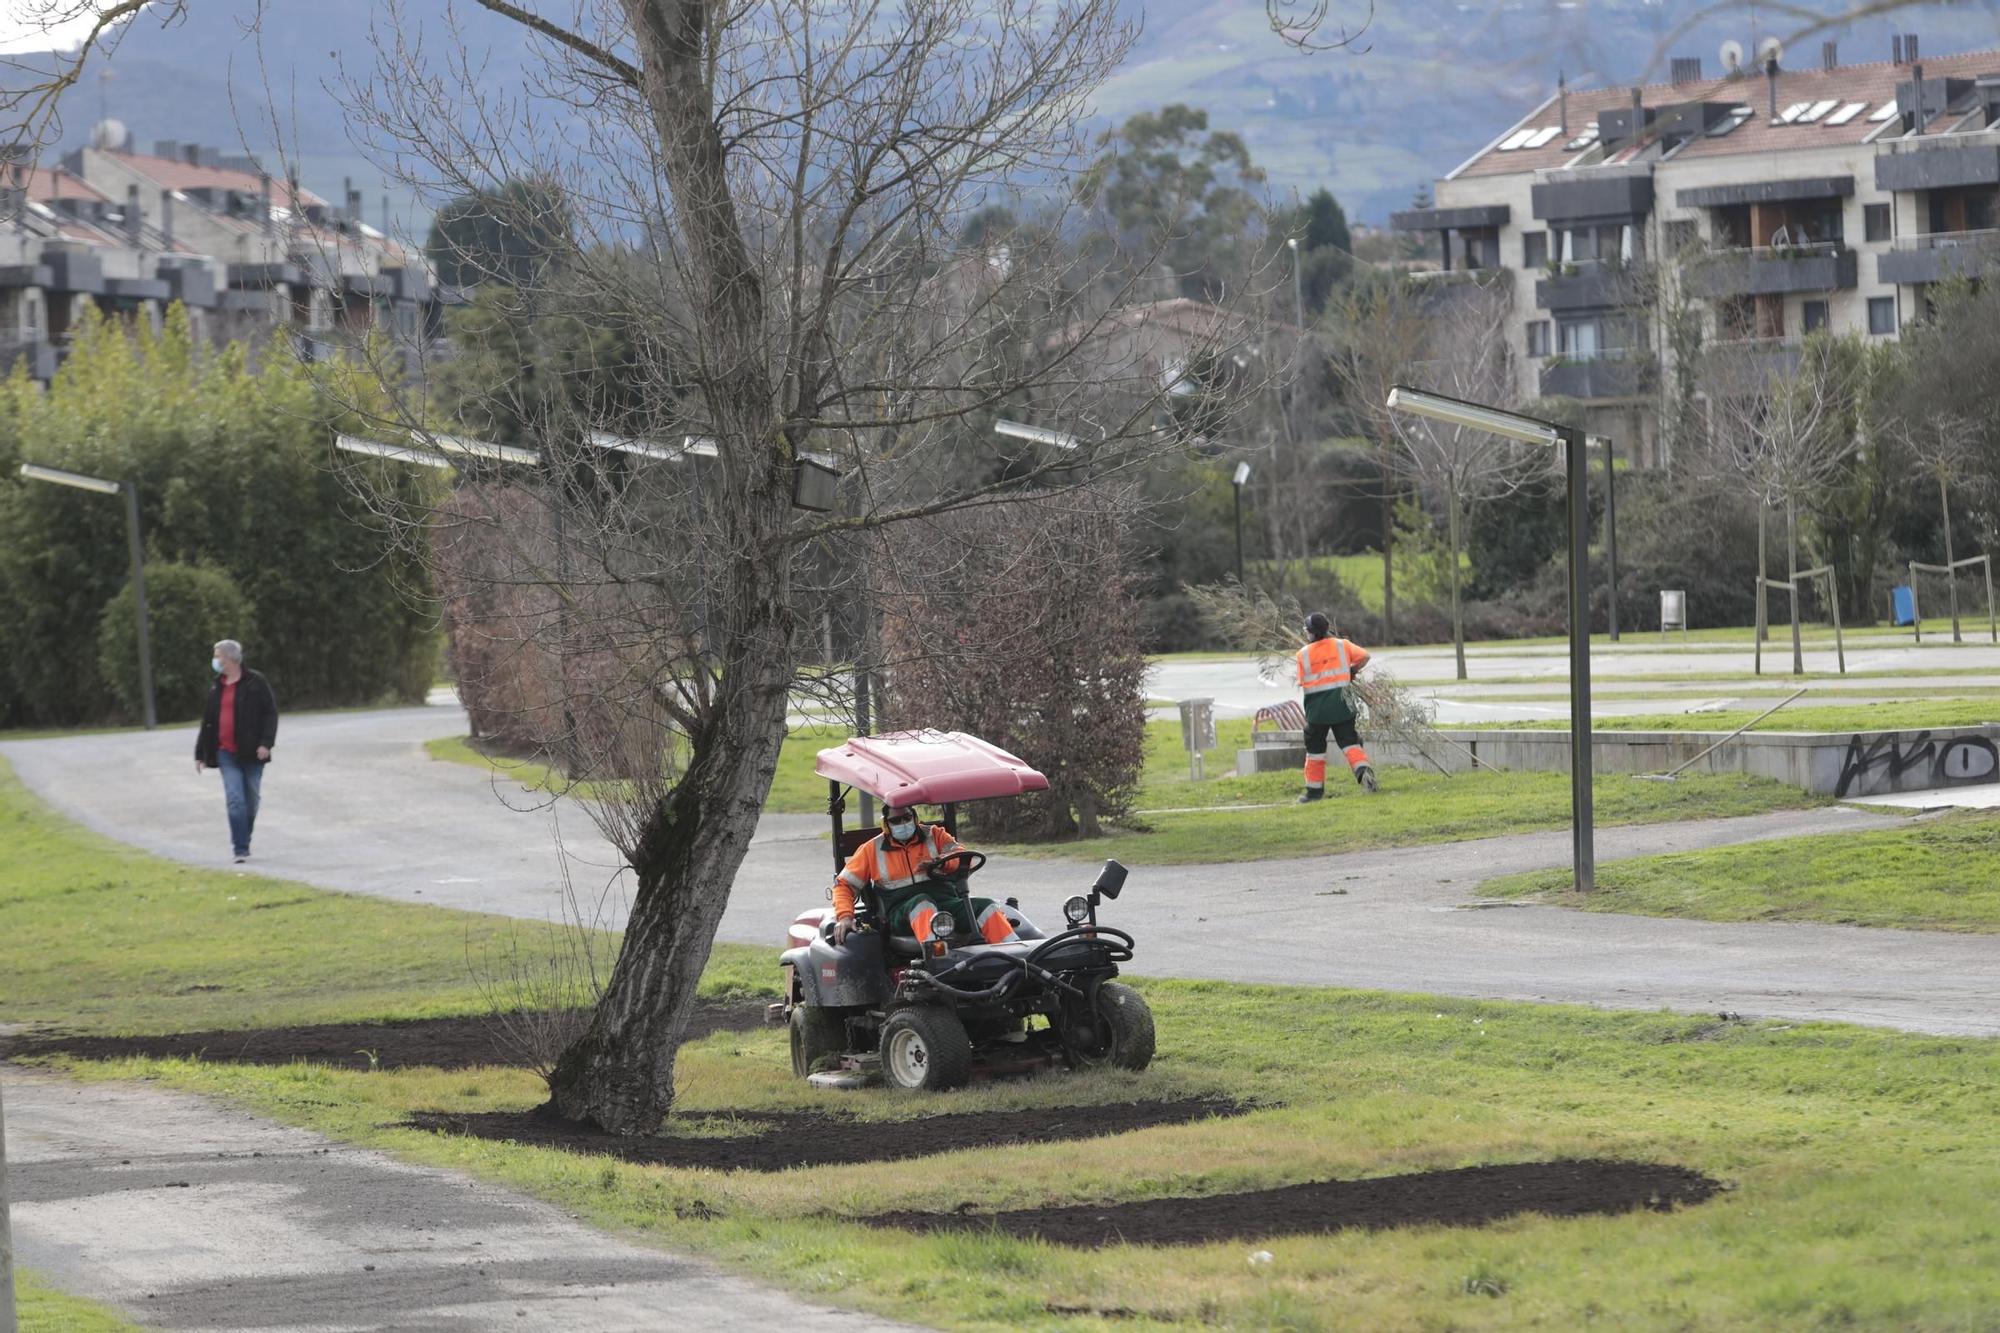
406, 1096, 1250, 1171
864, 1159, 1720, 1246
0, 1003, 766, 1073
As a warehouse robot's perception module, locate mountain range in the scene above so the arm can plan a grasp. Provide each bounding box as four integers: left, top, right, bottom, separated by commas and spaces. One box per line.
43, 0, 2000, 231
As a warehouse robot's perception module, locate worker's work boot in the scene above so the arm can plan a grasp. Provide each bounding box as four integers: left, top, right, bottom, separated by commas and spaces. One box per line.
1296, 787, 1325, 804
1356, 764, 1379, 794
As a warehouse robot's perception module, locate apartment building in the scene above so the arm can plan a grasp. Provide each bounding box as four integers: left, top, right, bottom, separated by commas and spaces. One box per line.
0, 124, 450, 385
1392, 36, 2000, 464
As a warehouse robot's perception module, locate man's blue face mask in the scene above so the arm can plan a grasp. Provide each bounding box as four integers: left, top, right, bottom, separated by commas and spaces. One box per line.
211, 657, 223, 674
888, 818, 917, 841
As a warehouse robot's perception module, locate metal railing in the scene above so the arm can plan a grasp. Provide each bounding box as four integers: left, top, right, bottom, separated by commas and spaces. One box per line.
1889, 226, 2000, 251
1702, 239, 1844, 261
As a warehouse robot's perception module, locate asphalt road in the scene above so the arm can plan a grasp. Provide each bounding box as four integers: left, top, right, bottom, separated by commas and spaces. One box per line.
1152, 639, 2000, 722
5, 699, 1996, 1037
5, 1069, 914, 1332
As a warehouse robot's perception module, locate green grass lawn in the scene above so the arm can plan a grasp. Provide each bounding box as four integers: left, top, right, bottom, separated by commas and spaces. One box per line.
9, 753, 2000, 1328
1456, 700, 2000, 735
1483, 811, 2000, 933
16, 1272, 137, 1331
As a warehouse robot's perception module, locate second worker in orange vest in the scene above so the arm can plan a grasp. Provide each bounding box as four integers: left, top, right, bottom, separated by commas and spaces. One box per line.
1295, 610, 1378, 802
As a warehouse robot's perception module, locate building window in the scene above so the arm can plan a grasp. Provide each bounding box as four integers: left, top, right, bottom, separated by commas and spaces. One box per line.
1664, 219, 1698, 254
1868, 296, 1897, 336
1526, 320, 1551, 357
1523, 231, 1547, 269
1864, 203, 1892, 243
1558, 319, 1600, 358
1803, 300, 1829, 332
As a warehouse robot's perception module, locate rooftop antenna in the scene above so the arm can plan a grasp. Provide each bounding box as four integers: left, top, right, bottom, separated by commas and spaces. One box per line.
1558, 70, 1568, 134
1720, 39, 1746, 76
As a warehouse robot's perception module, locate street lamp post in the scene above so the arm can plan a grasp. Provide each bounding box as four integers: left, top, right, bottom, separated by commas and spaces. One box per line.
1386, 387, 1594, 891
1285, 236, 1304, 330
1232, 461, 1251, 586
19, 463, 156, 729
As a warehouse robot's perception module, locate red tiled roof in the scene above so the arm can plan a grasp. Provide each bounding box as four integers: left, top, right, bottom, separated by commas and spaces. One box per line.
1455, 48, 2000, 179
13, 166, 111, 204
102, 150, 327, 208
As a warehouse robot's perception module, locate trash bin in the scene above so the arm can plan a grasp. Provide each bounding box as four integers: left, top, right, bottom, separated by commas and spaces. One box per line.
1890, 584, 1917, 628
1659, 589, 1688, 640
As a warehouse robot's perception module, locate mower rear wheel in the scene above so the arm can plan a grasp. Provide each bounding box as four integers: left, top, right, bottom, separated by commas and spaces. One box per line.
790, 1005, 849, 1078
880, 1006, 973, 1091
1064, 981, 1156, 1072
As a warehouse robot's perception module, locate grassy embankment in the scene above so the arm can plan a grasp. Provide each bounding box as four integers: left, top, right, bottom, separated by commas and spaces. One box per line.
7, 754, 2000, 1329
1484, 811, 2000, 933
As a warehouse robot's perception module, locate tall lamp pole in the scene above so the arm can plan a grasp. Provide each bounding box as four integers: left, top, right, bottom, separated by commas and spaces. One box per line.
1231, 461, 1251, 585
1387, 387, 1594, 890
1285, 236, 1304, 330
19, 464, 157, 729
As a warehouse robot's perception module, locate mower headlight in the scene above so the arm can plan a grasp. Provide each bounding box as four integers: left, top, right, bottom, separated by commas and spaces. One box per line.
930, 910, 957, 941
1063, 894, 1090, 925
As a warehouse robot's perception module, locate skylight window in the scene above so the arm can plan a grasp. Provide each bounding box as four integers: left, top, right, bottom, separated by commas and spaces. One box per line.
1709, 106, 1754, 136
1563, 124, 1601, 150
1778, 102, 1812, 123
1869, 100, 1899, 121
1498, 128, 1537, 151
1524, 126, 1562, 148
1824, 101, 1867, 126
1797, 99, 1840, 122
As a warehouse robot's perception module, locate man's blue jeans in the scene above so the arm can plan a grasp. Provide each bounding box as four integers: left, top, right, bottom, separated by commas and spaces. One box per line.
216, 750, 265, 857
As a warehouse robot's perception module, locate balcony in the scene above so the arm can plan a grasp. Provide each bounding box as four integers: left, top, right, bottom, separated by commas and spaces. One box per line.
1701, 337, 1804, 392
1531, 168, 1653, 223
1875, 139, 2000, 192
1539, 352, 1646, 401
1685, 244, 1857, 298
1535, 259, 1640, 312
0, 337, 60, 382
1878, 229, 2000, 284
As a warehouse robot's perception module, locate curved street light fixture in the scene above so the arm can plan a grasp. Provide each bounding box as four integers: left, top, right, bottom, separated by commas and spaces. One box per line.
1385, 385, 1596, 891
18, 463, 157, 729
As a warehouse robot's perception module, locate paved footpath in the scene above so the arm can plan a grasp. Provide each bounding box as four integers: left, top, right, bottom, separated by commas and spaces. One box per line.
5, 701, 1996, 1036
6, 1069, 913, 1331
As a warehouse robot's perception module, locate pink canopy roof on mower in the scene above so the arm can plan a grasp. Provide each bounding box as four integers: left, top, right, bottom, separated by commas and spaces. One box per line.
815, 730, 1049, 806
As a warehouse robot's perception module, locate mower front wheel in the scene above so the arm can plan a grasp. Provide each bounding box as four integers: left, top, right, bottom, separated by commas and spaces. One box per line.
1064, 981, 1156, 1072
790, 1004, 849, 1078
880, 1006, 973, 1091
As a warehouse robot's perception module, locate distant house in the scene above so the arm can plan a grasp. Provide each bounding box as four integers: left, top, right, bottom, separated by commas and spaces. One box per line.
0, 126, 455, 385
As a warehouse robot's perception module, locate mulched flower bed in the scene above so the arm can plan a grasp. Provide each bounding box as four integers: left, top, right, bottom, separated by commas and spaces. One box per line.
406, 1096, 1252, 1171
0, 1002, 766, 1072
863, 1158, 1721, 1246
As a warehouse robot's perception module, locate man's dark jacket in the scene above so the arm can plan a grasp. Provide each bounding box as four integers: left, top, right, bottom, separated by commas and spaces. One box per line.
194, 669, 279, 768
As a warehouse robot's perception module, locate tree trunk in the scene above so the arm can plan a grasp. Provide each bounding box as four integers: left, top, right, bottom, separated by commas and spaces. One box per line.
1787, 496, 1804, 677
1942, 475, 1961, 642
1447, 485, 1466, 682
1754, 501, 1768, 664
548, 589, 796, 1133
1379, 443, 1395, 642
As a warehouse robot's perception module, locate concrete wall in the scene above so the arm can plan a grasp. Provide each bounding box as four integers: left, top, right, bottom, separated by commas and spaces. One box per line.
1347, 725, 2000, 797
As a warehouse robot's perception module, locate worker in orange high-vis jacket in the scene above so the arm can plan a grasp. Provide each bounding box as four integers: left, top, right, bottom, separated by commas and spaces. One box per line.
830, 803, 1019, 947
1296, 610, 1378, 802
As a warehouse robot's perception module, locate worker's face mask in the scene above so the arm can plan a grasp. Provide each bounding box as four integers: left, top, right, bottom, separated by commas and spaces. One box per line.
888, 817, 917, 841
211, 657, 223, 674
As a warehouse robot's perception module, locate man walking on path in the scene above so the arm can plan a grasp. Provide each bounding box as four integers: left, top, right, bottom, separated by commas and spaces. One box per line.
1296, 611, 1377, 802
194, 639, 278, 862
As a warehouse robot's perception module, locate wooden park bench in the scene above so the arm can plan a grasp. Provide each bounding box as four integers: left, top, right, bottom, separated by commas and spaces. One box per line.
1251, 700, 1307, 746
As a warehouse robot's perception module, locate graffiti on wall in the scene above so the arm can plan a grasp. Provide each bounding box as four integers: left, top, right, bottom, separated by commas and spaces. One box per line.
1834, 731, 2000, 798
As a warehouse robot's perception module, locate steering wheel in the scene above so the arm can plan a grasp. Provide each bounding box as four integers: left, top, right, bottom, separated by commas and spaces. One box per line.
926, 849, 987, 882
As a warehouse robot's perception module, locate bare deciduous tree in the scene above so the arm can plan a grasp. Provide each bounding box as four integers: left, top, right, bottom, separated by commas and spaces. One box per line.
307, 0, 1214, 1135
1372, 277, 1547, 680
1703, 338, 1856, 671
